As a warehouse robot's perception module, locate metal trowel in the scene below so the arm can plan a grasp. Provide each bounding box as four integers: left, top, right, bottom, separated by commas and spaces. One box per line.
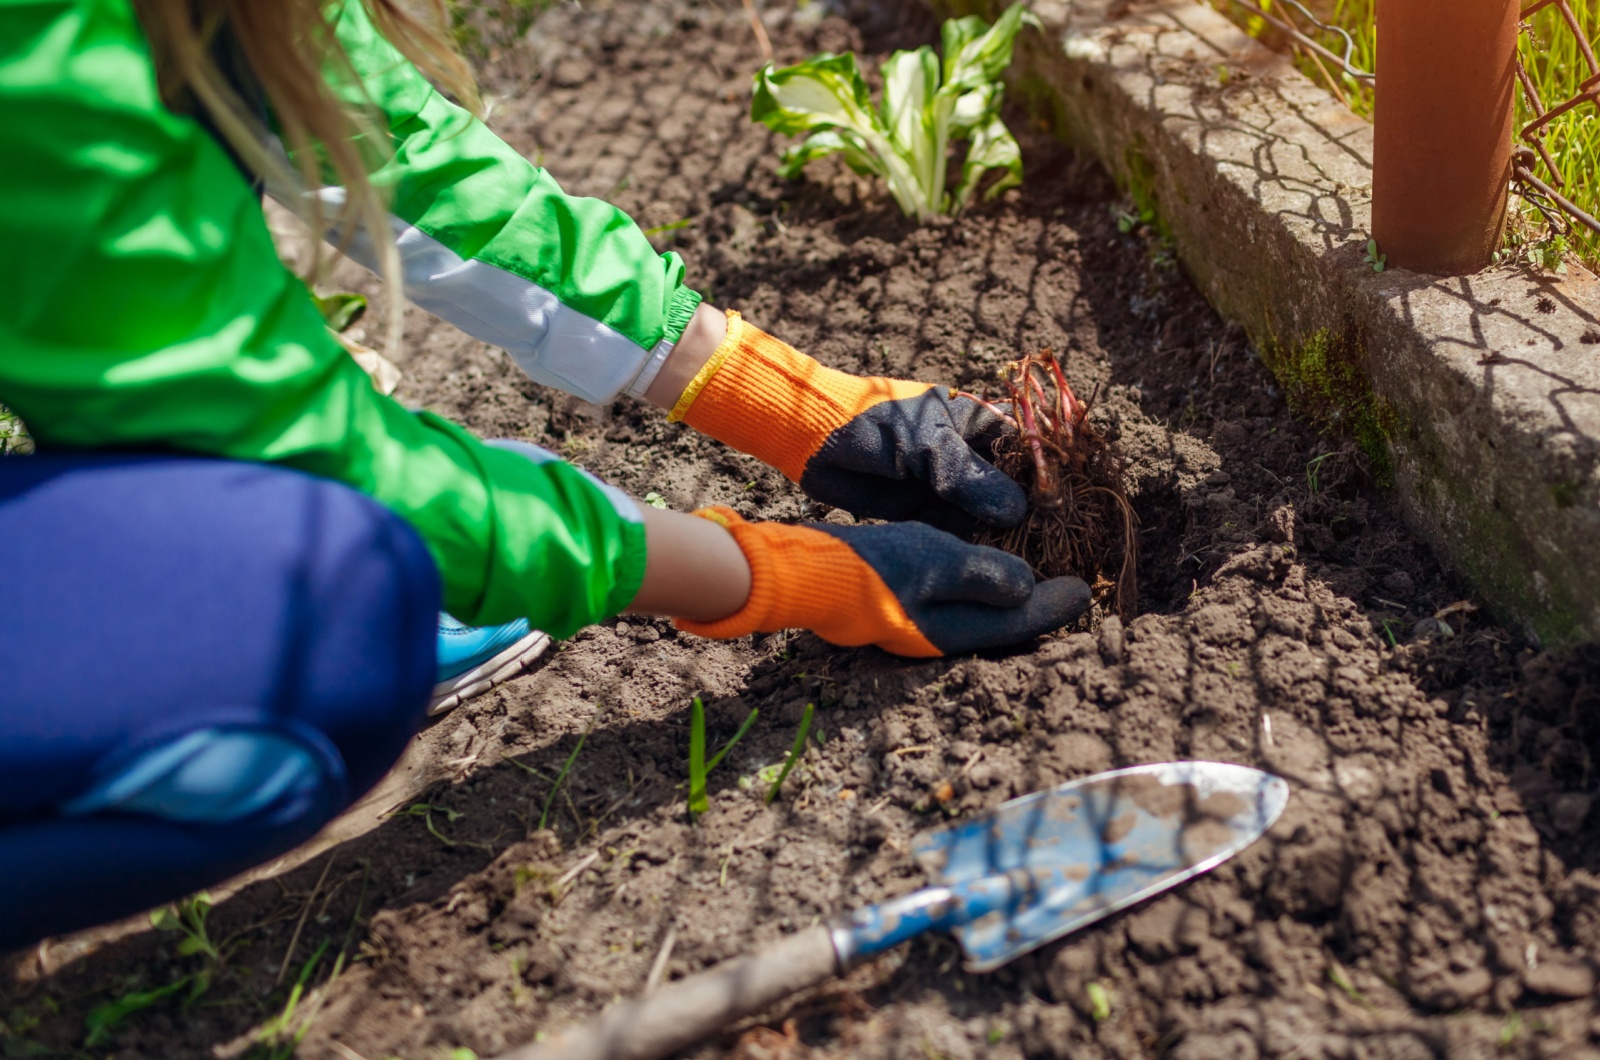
499, 761, 1289, 1060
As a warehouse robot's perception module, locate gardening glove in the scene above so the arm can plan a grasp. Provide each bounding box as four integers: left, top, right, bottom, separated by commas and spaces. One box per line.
675, 507, 1090, 657
670, 311, 1026, 530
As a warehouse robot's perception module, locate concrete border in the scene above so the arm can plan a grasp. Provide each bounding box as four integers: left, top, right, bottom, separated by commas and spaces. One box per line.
936, 0, 1600, 645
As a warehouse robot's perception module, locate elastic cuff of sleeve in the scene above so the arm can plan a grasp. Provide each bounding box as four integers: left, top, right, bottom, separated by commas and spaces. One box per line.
608, 516, 651, 616
663, 285, 705, 345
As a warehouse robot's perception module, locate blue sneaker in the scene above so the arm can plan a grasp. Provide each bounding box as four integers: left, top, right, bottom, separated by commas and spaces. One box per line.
430, 613, 551, 715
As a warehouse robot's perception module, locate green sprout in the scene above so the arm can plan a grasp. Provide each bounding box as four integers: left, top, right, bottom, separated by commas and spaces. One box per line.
642, 218, 694, 238
687, 697, 760, 819
1364, 238, 1386, 273
149, 891, 219, 962
1085, 980, 1112, 1022
1306, 452, 1334, 492
763, 702, 816, 804
538, 729, 590, 832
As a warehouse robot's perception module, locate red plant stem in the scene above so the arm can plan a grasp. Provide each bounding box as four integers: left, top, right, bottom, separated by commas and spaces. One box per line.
1045, 353, 1081, 428
1012, 368, 1055, 500
952, 391, 1019, 430
1027, 370, 1055, 434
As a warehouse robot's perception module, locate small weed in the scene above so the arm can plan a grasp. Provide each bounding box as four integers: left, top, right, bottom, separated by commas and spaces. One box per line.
642, 491, 670, 509
87, 890, 238, 1045
150, 891, 220, 962
1364, 238, 1386, 273
1326, 961, 1368, 1005
1085, 980, 1112, 1022
84, 977, 194, 1047
764, 702, 816, 804
250, 938, 332, 1059
405, 802, 467, 846
687, 696, 759, 819
1306, 452, 1335, 493
1380, 619, 1402, 648
642, 218, 694, 238
1499, 1010, 1523, 1049
538, 727, 591, 832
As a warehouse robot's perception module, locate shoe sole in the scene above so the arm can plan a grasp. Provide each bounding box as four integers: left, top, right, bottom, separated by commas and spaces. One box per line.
428, 630, 553, 716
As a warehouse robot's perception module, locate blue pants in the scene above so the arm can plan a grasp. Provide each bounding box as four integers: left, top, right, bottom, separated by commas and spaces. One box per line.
0, 454, 439, 949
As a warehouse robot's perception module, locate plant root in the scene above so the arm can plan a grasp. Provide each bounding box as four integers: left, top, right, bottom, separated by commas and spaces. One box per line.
961, 351, 1138, 619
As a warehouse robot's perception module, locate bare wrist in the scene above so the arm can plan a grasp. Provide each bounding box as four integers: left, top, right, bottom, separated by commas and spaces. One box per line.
643, 302, 728, 409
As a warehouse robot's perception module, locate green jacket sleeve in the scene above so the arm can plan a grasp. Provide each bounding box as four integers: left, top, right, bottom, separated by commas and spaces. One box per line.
296, 1, 704, 404
0, 0, 647, 636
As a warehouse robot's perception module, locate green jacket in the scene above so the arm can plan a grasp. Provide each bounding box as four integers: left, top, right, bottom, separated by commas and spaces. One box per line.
0, 0, 704, 636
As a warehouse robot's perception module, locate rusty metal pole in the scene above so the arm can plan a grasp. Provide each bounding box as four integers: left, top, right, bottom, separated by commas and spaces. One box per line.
1372, 0, 1519, 275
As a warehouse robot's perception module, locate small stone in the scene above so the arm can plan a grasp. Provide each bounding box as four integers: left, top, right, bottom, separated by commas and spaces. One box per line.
1412, 617, 1445, 639
1410, 965, 1493, 1009
1381, 570, 1415, 597
1203, 470, 1232, 486
1524, 955, 1596, 999
1551, 792, 1593, 835
547, 59, 593, 88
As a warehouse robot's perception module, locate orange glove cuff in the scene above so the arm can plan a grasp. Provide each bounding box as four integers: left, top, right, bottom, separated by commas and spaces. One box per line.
668, 311, 933, 482
673, 507, 939, 657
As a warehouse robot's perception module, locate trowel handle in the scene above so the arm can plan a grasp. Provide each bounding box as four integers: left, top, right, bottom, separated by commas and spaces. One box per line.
495, 924, 842, 1060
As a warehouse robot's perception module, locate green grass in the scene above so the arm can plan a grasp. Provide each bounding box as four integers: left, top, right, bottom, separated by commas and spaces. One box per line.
1210, 0, 1600, 271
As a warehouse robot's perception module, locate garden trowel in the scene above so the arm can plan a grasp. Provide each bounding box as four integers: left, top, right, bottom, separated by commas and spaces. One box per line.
499, 761, 1289, 1060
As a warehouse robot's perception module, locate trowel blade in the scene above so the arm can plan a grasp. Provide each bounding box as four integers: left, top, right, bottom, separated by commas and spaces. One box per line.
910, 761, 1289, 971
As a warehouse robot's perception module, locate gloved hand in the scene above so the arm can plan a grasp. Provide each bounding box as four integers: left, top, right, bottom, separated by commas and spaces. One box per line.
670, 311, 1025, 530
674, 507, 1090, 657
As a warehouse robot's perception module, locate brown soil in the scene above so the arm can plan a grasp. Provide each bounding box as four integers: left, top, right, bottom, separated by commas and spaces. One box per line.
5, 2, 1600, 1058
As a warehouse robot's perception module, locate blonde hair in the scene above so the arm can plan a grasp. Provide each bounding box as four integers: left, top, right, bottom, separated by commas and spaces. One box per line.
132, 0, 482, 353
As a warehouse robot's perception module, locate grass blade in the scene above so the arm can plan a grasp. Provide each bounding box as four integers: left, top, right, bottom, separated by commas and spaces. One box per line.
706, 707, 760, 773
538, 729, 589, 832
688, 697, 710, 818
765, 703, 816, 804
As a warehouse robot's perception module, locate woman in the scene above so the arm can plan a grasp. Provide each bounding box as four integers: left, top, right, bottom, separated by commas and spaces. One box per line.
0, 0, 1089, 947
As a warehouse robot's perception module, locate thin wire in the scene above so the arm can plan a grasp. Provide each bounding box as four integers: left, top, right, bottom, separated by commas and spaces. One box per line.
1224, 0, 1375, 83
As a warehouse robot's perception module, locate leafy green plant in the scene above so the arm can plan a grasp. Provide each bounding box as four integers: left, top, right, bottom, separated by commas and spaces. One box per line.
1363, 238, 1386, 273
151, 891, 221, 962
751, 3, 1040, 221
687, 696, 759, 819
762, 702, 815, 804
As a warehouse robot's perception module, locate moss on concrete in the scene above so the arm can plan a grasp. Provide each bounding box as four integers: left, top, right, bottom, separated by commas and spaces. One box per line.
1262, 328, 1398, 487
